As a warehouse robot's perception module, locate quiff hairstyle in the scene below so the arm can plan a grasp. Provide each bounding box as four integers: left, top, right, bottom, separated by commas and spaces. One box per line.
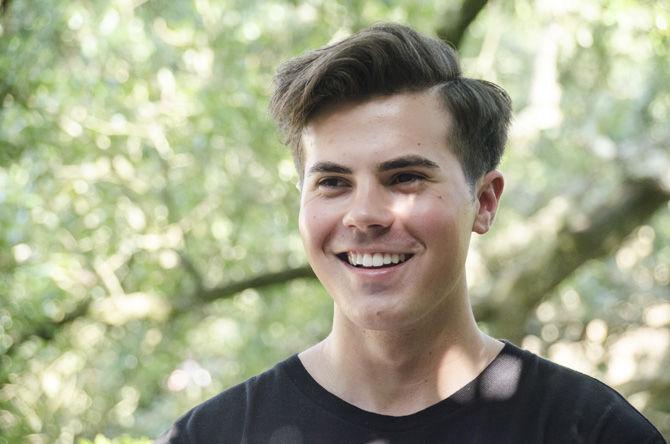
269, 23, 512, 185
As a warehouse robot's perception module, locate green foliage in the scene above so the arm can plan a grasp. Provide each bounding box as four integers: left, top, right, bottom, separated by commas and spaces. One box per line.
78, 435, 153, 444
1, 0, 669, 442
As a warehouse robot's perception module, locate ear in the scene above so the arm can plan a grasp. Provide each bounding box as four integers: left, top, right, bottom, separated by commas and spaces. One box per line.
472, 170, 504, 235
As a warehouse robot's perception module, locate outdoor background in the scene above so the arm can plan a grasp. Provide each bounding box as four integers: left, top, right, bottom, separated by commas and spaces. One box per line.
1, 0, 669, 442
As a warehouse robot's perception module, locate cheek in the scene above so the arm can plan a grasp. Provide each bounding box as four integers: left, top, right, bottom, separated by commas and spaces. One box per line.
404, 199, 471, 258
298, 206, 313, 247
418, 212, 460, 247
400, 198, 457, 236
298, 201, 334, 250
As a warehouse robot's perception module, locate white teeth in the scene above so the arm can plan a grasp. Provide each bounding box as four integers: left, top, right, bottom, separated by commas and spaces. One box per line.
372, 253, 383, 267
363, 254, 373, 267
346, 252, 410, 268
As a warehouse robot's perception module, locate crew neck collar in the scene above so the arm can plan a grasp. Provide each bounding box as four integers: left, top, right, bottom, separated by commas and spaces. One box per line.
280, 341, 519, 432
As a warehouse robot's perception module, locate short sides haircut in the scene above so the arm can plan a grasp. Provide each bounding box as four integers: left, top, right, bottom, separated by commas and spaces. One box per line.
269, 23, 512, 185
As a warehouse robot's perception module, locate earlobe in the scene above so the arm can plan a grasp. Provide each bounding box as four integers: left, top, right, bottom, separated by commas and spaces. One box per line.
472, 171, 504, 235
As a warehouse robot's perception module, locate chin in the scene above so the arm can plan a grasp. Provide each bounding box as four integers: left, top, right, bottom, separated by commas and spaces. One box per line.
343, 302, 422, 332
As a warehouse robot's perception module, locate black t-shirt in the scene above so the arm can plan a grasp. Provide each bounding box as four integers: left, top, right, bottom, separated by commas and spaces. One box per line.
158, 342, 665, 443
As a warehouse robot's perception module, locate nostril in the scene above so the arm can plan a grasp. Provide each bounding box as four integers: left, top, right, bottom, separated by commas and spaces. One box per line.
343, 196, 394, 230
343, 217, 394, 232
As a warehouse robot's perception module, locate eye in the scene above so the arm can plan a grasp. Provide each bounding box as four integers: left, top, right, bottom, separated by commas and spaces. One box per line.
391, 172, 426, 185
317, 176, 350, 189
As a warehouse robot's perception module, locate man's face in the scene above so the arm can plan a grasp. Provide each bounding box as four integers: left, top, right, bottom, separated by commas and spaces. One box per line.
299, 91, 498, 331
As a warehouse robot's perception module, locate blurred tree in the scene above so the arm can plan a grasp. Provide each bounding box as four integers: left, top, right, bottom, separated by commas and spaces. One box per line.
0, 0, 668, 442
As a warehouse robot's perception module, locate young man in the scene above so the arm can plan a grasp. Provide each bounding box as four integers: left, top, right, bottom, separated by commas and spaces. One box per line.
159, 24, 664, 443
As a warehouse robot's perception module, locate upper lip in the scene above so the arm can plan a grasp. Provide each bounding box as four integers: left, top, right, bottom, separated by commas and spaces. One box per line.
335, 248, 416, 255
343, 250, 412, 255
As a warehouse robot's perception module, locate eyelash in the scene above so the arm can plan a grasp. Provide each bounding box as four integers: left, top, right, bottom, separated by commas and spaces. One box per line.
316, 172, 427, 190
317, 177, 350, 188
390, 172, 426, 184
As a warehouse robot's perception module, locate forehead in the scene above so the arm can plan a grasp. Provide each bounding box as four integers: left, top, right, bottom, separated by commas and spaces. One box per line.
300, 91, 453, 167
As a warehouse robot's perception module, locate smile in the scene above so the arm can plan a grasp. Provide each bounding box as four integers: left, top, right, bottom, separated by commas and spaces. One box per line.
337, 252, 413, 268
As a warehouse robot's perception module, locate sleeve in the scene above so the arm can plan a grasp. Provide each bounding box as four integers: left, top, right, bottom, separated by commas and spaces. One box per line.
590, 398, 666, 444
154, 383, 249, 444
155, 418, 192, 444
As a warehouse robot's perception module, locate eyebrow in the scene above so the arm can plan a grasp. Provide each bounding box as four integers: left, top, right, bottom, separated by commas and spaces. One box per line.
377, 155, 440, 172
306, 162, 353, 176
305, 155, 440, 177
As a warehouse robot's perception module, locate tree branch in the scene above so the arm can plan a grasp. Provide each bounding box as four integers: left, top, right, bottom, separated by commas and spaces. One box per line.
203, 265, 314, 301
4, 264, 315, 359
475, 177, 670, 342
0, 0, 11, 17
7, 173, 668, 357
169, 265, 315, 316
178, 250, 205, 293
618, 377, 670, 399
436, 0, 489, 49
4, 298, 92, 357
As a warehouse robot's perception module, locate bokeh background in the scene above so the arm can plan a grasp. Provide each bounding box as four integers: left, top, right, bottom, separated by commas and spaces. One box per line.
1, 0, 669, 442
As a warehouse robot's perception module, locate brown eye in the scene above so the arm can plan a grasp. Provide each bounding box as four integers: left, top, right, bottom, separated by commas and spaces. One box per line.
391, 172, 425, 184
318, 177, 349, 188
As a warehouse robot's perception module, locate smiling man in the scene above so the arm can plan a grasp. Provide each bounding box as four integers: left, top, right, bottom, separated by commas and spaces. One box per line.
159, 24, 664, 443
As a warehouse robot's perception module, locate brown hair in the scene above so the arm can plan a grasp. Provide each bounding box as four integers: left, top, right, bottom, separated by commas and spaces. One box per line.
269, 23, 512, 185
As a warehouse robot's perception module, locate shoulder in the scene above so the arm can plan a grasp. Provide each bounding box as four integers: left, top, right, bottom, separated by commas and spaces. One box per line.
502, 342, 665, 443
156, 356, 296, 444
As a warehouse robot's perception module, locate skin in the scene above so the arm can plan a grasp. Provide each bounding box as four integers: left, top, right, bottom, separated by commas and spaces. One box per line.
297, 90, 505, 416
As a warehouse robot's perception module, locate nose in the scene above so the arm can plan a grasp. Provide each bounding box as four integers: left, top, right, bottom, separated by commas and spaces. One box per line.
342, 183, 394, 232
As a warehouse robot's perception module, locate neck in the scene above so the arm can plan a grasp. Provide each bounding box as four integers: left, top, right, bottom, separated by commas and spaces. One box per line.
300, 295, 503, 416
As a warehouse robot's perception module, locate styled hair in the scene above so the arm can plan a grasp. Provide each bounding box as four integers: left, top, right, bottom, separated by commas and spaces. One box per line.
269, 23, 512, 185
